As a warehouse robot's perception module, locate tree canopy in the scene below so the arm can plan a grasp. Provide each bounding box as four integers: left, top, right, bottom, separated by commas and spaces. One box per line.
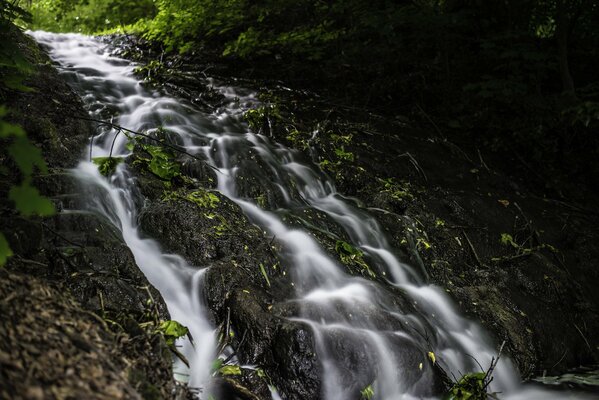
10, 0, 599, 202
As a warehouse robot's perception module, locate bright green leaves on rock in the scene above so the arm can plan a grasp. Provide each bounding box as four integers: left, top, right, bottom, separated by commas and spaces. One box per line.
335, 240, 376, 278
219, 364, 242, 376
92, 156, 123, 177
158, 320, 189, 346
211, 358, 242, 377
145, 144, 180, 180
185, 190, 220, 209
445, 372, 487, 400
128, 135, 181, 181
360, 384, 374, 399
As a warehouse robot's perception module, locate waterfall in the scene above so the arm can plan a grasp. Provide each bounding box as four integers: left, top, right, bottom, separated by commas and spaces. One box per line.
29, 31, 589, 400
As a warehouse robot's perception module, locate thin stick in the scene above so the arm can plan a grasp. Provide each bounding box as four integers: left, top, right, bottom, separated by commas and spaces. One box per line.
477, 149, 490, 172
462, 229, 482, 266
574, 323, 592, 351
42, 222, 85, 248
108, 128, 121, 158
551, 349, 568, 369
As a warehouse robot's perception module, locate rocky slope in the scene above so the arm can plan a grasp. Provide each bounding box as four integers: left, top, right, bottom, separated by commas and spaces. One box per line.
0, 27, 180, 399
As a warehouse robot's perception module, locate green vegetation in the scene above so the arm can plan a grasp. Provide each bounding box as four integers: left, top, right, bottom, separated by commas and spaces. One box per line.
25, 0, 156, 34
20, 0, 599, 199
445, 372, 487, 400
130, 136, 181, 181
335, 240, 376, 278
1, 2, 54, 266
92, 156, 123, 176
157, 319, 189, 346
184, 190, 220, 209
360, 384, 374, 400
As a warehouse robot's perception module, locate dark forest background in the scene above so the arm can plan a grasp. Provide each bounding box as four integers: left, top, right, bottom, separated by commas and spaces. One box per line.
3, 0, 599, 201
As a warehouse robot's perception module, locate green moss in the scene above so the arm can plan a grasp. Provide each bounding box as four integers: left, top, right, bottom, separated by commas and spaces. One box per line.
379, 177, 414, 201
185, 189, 220, 208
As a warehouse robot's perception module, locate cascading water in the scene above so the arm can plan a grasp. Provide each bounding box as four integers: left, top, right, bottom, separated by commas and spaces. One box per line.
29, 31, 590, 400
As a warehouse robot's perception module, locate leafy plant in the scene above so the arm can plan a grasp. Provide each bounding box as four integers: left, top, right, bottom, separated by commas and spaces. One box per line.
92, 156, 123, 176
335, 240, 376, 278
445, 372, 487, 400
244, 104, 282, 135
185, 190, 220, 209
132, 139, 181, 180
158, 320, 189, 346
360, 384, 374, 400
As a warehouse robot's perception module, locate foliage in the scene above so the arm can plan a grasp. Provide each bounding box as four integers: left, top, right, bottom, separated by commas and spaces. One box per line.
360, 384, 374, 400
15, 0, 599, 203
0, 3, 32, 93
445, 372, 487, 400
92, 156, 123, 177
185, 190, 220, 209
335, 240, 376, 278
24, 0, 156, 34
158, 320, 188, 346
211, 358, 242, 376
131, 138, 181, 180
244, 104, 282, 135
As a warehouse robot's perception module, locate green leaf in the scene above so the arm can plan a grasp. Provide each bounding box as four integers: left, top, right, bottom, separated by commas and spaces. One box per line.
219, 364, 242, 376
335, 240, 361, 256
500, 233, 518, 248
144, 145, 180, 180
158, 320, 189, 346
185, 190, 220, 208
8, 136, 48, 176
0, 232, 13, 266
92, 156, 123, 176
9, 181, 55, 217
360, 384, 374, 400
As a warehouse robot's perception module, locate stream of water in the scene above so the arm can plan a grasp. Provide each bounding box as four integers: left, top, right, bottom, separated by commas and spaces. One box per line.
29, 31, 591, 400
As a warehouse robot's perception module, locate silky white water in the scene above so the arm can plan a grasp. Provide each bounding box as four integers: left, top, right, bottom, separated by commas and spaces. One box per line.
30, 31, 590, 400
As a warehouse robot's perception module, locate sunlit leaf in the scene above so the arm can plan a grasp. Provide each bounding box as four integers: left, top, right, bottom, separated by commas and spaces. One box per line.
159, 320, 189, 341
427, 351, 436, 364
219, 364, 242, 376
360, 384, 374, 400
92, 156, 123, 176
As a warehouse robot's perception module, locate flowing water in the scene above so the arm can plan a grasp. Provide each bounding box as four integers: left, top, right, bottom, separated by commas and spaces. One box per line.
29, 31, 591, 400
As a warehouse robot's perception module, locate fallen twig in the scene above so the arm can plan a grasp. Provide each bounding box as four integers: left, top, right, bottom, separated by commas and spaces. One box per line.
462, 229, 482, 266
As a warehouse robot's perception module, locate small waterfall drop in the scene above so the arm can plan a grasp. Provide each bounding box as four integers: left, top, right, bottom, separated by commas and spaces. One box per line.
29, 31, 590, 400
